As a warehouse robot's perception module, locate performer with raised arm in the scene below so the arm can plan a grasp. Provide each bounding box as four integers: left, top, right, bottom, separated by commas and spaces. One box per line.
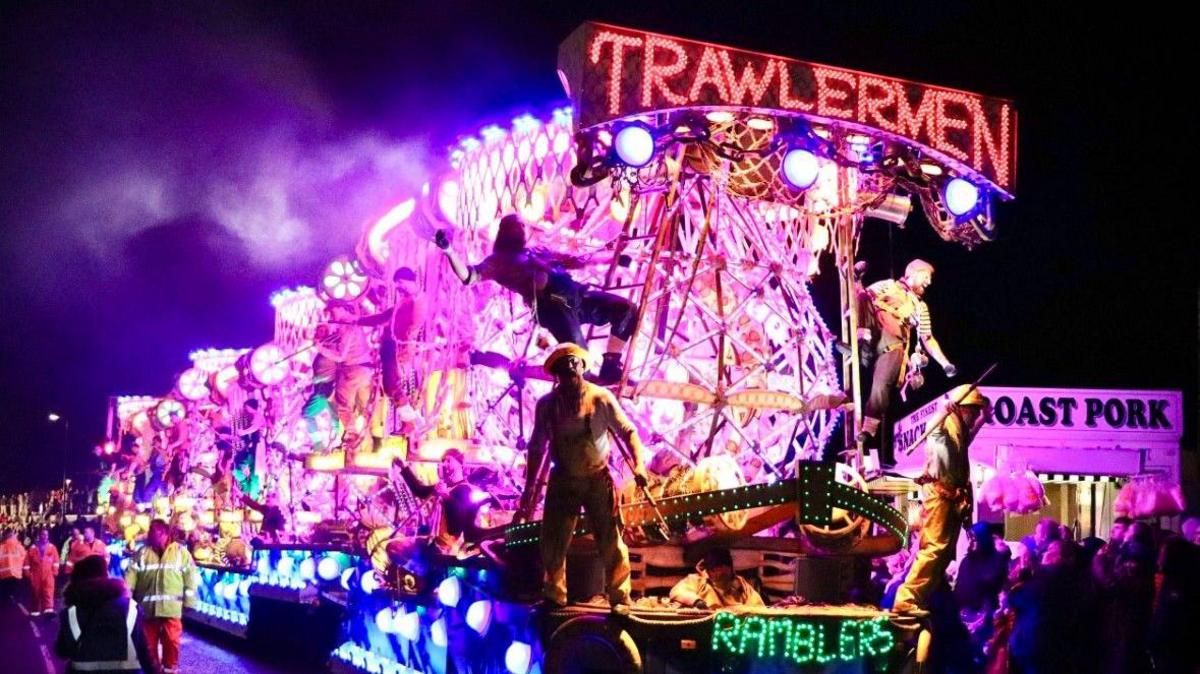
435, 214, 635, 385
351, 267, 427, 436
516, 343, 650, 610
892, 384, 991, 618
858, 259, 957, 453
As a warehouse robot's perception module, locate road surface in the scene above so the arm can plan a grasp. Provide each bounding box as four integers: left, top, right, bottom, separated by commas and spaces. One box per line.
0, 584, 325, 674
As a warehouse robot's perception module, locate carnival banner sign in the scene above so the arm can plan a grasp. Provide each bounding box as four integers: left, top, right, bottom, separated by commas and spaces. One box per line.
558, 22, 1018, 193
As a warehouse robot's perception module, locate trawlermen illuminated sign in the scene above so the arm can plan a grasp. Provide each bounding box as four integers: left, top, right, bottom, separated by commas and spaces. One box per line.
557, 22, 1018, 194
894, 387, 1183, 454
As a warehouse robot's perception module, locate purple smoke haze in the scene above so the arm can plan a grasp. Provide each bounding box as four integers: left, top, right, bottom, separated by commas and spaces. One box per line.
1, 2, 1194, 492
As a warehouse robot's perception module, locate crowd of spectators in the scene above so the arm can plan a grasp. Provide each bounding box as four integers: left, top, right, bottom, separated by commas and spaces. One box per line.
870, 515, 1200, 673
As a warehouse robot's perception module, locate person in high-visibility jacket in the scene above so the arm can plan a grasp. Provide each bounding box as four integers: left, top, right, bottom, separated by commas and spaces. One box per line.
125, 520, 197, 674
26, 528, 60, 616
1, 528, 26, 604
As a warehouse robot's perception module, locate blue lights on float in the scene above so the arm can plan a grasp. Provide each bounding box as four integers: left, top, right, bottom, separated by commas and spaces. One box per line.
334, 564, 543, 674
181, 547, 359, 639
193, 566, 251, 632
320, 554, 345, 582
251, 548, 354, 591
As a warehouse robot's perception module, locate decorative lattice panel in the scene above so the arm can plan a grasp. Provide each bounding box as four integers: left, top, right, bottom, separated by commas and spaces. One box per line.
443, 110, 844, 478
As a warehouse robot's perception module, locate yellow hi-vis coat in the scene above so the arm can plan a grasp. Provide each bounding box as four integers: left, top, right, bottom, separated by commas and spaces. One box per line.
124, 542, 198, 619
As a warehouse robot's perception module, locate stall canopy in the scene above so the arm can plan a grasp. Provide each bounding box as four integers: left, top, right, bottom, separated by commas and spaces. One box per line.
893, 387, 1183, 481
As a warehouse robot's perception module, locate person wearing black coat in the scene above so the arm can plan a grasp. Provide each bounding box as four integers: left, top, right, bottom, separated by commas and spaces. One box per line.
54, 555, 160, 674
954, 522, 1009, 659
1149, 537, 1200, 674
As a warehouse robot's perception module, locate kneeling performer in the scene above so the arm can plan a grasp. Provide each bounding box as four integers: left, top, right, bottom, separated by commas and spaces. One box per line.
670, 547, 764, 609
517, 343, 649, 609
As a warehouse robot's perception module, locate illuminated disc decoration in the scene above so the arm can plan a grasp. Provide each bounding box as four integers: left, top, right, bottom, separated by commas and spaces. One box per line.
153, 399, 186, 429
437, 180, 460, 225
249, 343, 288, 387
437, 575, 462, 607
177, 367, 210, 401
214, 364, 237, 395
364, 198, 418, 271
375, 608, 397, 634
320, 256, 369, 303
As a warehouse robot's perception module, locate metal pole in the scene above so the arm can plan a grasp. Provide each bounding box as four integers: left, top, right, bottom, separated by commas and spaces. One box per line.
61, 419, 69, 514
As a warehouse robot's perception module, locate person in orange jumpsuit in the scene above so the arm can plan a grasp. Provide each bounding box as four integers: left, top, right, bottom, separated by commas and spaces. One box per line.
0, 529, 25, 604
25, 528, 60, 616
65, 525, 109, 574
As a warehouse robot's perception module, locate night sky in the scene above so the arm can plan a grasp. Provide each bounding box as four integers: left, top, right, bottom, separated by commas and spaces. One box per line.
1, 2, 1195, 492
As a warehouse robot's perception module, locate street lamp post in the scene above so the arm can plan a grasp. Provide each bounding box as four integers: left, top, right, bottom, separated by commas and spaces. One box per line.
49, 413, 68, 513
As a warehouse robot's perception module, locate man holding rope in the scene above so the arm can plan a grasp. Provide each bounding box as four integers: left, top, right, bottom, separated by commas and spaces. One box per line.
515, 343, 650, 611
893, 383, 991, 618
435, 214, 636, 385
858, 259, 957, 459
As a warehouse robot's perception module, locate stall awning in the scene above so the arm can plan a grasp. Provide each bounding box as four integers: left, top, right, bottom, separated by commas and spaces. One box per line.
1034, 473, 1121, 484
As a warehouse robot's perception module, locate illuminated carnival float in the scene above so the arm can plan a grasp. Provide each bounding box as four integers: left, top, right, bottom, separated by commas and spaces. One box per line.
98, 22, 1016, 674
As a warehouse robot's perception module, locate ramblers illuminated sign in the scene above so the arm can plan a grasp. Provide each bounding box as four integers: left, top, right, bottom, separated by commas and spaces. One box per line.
711, 611, 898, 668
558, 22, 1018, 195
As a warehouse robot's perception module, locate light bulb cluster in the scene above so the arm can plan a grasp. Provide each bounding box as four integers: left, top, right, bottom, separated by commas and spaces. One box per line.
338, 567, 530, 674
245, 550, 355, 591
193, 600, 249, 627
507, 470, 909, 547
581, 26, 1014, 193
333, 642, 422, 674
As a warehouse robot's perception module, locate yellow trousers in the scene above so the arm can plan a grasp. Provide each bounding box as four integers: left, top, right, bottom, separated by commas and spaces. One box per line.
540, 469, 631, 605
894, 482, 968, 611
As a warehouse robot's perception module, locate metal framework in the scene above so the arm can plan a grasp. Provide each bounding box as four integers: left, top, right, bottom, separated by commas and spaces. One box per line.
441, 110, 843, 483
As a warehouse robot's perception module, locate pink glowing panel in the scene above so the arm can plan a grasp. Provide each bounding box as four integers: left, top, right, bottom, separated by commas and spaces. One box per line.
271, 287, 325, 353
249, 343, 288, 387
189, 348, 250, 376
437, 180, 461, 226
116, 396, 159, 424
365, 198, 416, 267
131, 411, 152, 434
177, 368, 210, 402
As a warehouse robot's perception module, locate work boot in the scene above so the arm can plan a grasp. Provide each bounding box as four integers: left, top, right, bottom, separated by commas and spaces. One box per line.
594, 353, 625, 386
891, 603, 929, 619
